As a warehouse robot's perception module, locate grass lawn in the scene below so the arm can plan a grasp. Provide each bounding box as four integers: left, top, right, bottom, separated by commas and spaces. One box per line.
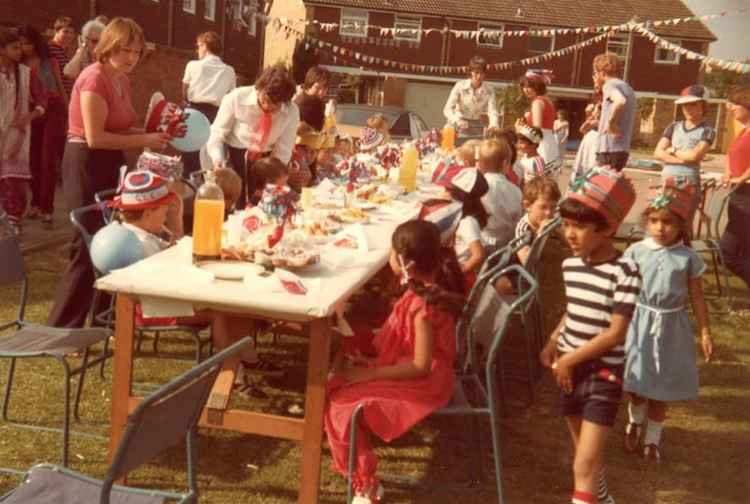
0, 243, 748, 503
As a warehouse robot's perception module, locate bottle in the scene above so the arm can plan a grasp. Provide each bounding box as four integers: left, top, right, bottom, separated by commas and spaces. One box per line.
324, 99, 337, 132
398, 143, 419, 193
441, 124, 456, 152
192, 171, 225, 263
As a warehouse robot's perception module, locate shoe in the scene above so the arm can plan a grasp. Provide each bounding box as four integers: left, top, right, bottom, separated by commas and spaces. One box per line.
42, 214, 53, 226
352, 483, 384, 504
624, 422, 642, 453
643, 443, 661, 463
27, 207, 41, 219
241, 357, 283, 377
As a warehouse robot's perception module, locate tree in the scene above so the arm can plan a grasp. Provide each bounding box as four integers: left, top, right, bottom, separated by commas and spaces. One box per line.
702, 62, 750, 99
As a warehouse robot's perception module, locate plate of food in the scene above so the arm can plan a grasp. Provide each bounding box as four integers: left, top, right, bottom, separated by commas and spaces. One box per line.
270, 246, 320, 270
352, 200, 378, 211
330, 207, 370, 224
197, 260, 265, 280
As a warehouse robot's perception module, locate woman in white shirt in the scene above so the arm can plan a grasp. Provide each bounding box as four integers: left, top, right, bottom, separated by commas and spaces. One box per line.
206, 64, 299, 207
443, 56, 500, 144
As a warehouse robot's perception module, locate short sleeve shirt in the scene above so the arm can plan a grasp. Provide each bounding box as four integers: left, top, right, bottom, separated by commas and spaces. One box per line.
67, 62, 137, 139
597, 78, 636, 154
729, 127, 750, 179
48, 41, 73, 96
661, 120, 716, 176
454, 216, 484, 264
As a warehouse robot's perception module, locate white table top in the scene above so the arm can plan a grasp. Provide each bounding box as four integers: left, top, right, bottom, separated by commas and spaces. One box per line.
96, 201, 422, 322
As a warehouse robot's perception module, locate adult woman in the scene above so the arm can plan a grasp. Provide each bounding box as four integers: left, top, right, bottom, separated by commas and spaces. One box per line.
654, 85, 715, 223
206, 64, 299, 208
18, 24, 66, 226
720, 86, 750, 290
443, 56, 500, 142
518, 69, 560, 169
48, 18, 170, 328
63, 19, 106, 81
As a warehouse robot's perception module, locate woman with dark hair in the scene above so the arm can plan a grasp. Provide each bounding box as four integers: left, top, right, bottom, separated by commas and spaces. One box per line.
18, 24, 66, 225
443, 55, 500, 142
206, 63, 300, 207
294, 65, 330, 132
518, 69, 561, 172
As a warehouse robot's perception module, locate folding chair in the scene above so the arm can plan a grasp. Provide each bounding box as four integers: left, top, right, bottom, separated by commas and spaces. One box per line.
0, 235, 111, 467
0, 336, 252, 504
70, 204, 212, 367
692, 184, 733, 299
347, 266, 538, 504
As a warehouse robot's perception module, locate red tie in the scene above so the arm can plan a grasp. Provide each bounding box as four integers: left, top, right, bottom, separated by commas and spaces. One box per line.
246, 111, 273, 163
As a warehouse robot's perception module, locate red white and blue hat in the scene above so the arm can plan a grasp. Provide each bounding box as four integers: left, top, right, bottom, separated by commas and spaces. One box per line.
647, 177, 696, 221
359, 127, 385, 151
566, 167, 636, 229
675, 85, 709, 105
112, 170, 177, 210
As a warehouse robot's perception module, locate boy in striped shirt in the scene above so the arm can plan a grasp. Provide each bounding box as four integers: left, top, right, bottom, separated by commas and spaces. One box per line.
540, 167, 639, 504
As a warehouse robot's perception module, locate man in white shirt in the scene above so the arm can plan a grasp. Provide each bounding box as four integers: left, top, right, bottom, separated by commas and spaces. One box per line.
182, 31, 236, 176
206, 64, 299, 207
443, 56, 500, 143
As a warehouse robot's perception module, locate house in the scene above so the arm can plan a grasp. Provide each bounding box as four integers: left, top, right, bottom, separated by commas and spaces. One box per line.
0, 0, 265, 121
265, 0, 728, 149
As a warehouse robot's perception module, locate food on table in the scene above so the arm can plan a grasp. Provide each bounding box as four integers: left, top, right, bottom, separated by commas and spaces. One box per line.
330, 207, 370, 224
334, 236, 358, 249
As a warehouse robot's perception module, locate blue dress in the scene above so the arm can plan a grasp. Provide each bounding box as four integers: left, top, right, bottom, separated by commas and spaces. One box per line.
623, 238, 706, 401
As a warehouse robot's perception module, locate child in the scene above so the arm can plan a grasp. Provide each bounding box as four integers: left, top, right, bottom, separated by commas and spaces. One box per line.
477, 138, 522, 250
336, 127, 384, 183
622, 178, 712, 462
494, 176, 560, 295
366, 113, 391, 144
572, 102, 601, 181
514, 123, 546, 186
325, 220, 465, 504
0, 28, 46, 235
289, 122, 318, 193
256, 156, 297, 223
540, 167, 639, 504
455, 139, 481, 168
334, 133, 353, 159
554, 109, 570, 158
213, 166, 242, 216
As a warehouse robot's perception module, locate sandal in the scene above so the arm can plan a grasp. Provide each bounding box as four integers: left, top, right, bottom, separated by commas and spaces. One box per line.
624, 422, 642, 453
241, 357, 283, 377
643, 443, 661, 462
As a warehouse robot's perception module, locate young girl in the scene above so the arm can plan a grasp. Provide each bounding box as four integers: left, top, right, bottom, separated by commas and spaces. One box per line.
325, 220, 465, 504
622, 177, 713, 462
0, 29, 46, 235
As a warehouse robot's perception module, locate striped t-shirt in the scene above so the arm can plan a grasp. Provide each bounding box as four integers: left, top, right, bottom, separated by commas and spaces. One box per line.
515, 213, 534, 241
49, 42, 73, 96
557, 255, 641, 366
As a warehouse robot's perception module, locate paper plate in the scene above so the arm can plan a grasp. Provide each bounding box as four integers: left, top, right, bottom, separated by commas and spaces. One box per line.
171, 107, 211, 153
197, 261, 264, 280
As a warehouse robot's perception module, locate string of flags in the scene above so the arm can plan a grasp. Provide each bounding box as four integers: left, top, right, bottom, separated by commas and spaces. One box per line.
257, 6, 750, 42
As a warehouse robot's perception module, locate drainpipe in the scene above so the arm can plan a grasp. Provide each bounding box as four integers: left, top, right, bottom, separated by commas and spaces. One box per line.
441, 18, 451, 68
623, 22, 635, 82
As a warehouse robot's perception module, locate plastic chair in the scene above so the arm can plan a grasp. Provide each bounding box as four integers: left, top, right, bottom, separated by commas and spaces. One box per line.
346, 266, 538, 504
0, 336, 252, 504
692, 184, 733, 299
69, 204, 212, 368
0, 235, 111, 468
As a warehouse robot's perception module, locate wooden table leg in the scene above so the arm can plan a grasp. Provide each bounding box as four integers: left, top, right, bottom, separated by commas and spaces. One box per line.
108, 295, 135, 460
298, 318, 331, 504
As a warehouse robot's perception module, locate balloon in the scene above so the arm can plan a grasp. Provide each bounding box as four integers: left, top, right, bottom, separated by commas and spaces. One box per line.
90, 222, 146, 275
170, 107, 211, 153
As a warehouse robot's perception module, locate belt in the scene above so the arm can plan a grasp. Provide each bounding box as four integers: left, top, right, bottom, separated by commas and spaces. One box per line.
636, 303, 685, 372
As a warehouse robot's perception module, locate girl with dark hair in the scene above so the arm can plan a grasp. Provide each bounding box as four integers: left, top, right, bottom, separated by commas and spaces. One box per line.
0, 28, 46, 235
18, 24, 67, 225
443, 55, 500, 142
324, 219, 464, 504
518, 69, 561, 170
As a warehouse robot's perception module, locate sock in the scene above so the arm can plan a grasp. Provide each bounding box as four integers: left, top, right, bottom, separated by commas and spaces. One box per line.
644, 420, 663, 446
572, 490, 597, 504
597, 469, 609, 501
628, 401, 646, 425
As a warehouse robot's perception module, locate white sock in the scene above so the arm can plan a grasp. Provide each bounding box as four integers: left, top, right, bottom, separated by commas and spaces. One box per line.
628, 401, 646, 425
644, 421, 663, 446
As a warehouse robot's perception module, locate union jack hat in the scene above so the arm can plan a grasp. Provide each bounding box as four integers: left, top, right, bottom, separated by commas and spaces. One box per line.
566, 167, 636, 230
111, 170, 177, 210
647, 177, 696, 221
675, 85, 709, 105
359, 127, 385, 151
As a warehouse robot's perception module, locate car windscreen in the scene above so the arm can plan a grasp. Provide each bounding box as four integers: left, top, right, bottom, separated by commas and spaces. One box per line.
336, 108, 400, 128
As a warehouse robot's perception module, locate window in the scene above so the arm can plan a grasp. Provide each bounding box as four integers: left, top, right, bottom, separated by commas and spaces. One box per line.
606, 32, 630, 58
655, 39, 681, 64
393, 15, 421, 43
340, 8, 369, 39
236, 0, 258, 36
183, 0, 196, 14
204, 0, 215, 21
528, 29, 554, 54
477, 23, 503, 48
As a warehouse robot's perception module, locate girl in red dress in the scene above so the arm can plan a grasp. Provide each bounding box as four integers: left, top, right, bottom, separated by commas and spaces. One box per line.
325, 220, 465, 503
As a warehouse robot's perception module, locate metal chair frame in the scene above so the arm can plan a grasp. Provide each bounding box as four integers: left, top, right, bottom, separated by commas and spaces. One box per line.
346, 266, 538, 504
692, 184, 734, 300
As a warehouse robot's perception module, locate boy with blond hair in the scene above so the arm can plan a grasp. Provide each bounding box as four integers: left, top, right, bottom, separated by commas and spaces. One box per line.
477, 138, 522, 250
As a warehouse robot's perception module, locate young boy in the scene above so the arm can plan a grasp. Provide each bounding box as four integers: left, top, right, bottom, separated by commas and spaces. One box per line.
213, 166, 243, 215
477, 138, 522, 250
540, 167, 639, 504
255, 156, 298, 222
289, 122, 319, 192
494, 176, 560, 294
514, 124, 547, 186
593, 52, 636, 172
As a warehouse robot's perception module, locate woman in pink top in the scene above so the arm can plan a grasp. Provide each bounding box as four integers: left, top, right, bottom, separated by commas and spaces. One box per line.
518, 69, 562, 172
49, 18, 170, 329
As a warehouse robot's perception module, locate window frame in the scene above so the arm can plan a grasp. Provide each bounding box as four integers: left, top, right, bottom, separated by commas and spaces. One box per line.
393, 15, 422, 43
183, 0, 196, 14
654, 38, 681, 65
477, 22, 504, 49
340, 8, 369, 39
606, 32, 630, 58
528, 28, 555, 55
204, 0, 216, 21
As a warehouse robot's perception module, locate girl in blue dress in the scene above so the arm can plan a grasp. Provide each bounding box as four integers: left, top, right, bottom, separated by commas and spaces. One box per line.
622, 177, 713, 462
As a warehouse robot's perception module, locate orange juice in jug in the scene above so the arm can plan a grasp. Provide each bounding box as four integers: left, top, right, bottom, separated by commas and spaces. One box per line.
192, 172, 225, 262
441, 124, 456, 152
398, 143, 419, 193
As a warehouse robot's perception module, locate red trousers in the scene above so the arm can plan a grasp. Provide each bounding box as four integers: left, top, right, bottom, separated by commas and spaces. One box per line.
30, 98, 66, 214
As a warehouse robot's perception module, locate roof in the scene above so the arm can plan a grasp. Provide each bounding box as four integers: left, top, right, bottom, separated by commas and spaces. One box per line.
306, 0, 716, 41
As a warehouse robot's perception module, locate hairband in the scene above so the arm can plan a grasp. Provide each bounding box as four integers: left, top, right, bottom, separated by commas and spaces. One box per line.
525, 69, 554, 85
398, 254, 415, 285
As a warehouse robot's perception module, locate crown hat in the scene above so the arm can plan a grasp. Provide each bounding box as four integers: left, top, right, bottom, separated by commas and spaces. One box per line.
359, 127, 385, 151
516, 122, 543, 144
566, 167, 636, 229
111, 170, 177, 210
647, 177, 696, 221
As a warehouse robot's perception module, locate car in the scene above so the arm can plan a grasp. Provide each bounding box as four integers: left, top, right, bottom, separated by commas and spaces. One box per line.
334, 104, 430, 142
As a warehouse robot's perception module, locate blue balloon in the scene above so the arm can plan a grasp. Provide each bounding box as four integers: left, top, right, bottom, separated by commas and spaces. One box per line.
90, 222, 146, 275
170, 107, 211, 153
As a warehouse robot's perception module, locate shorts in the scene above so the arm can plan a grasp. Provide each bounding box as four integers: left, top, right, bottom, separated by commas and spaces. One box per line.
560, 360, 624, 426
596, 151, 629, 171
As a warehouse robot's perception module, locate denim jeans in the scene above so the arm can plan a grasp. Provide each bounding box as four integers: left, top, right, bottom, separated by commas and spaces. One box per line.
720, 185, 750, 289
